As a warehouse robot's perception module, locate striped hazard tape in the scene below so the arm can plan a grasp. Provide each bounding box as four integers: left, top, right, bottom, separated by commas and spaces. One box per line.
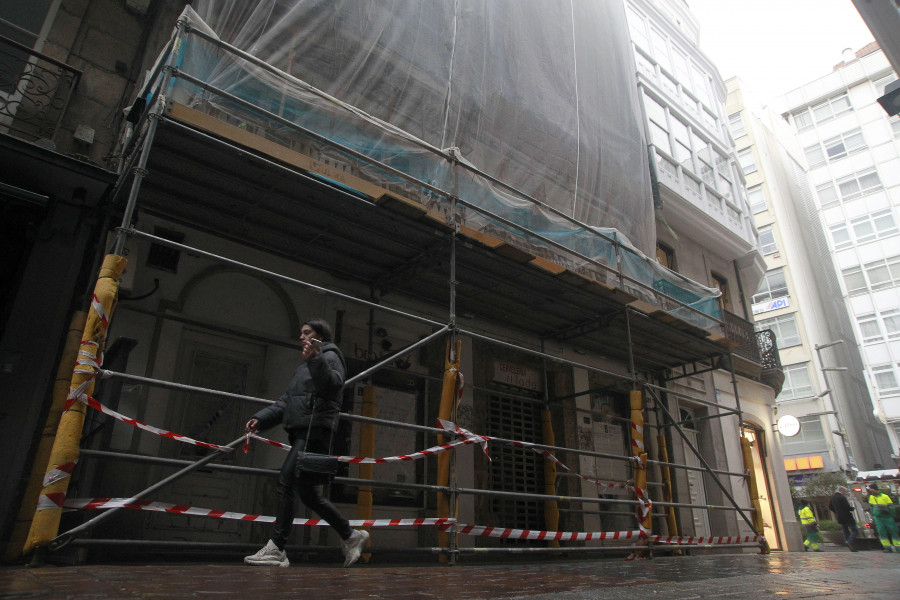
650, 534, 764, 546
64, 498, 455, 528
247, 426, 488, 463
437, 521, 643, 542
73, 395, 234, 453
249, 421, 638, 495
43, 461, 77, 487
63, 498, 644, 543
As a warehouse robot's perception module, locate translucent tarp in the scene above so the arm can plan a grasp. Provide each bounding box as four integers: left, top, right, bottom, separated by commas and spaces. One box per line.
156, 1, 722, 333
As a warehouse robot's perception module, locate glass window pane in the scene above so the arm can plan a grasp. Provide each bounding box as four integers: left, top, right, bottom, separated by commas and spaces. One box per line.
830, 224, 851, 249
748, 186, 767, 213
759, 228, 777, 254
843, 268, 866, 293
738, 149, 756, 174
884, 311, 900, 338
805, 144, 825, 168
794, 111, 813, 131
867, 264, 890, 288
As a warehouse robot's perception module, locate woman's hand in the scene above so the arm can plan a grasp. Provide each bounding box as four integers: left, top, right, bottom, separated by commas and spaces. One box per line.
245, 418, 259, 433
301, 338, 321, 361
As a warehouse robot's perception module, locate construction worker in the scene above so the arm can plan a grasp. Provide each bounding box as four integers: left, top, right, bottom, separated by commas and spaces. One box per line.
865, 483, 900, 553
798, 499, 822, 552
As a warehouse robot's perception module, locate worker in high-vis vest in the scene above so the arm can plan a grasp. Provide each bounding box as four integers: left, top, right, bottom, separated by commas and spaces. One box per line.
798, 499, 822, 552
866, 483, 900, 553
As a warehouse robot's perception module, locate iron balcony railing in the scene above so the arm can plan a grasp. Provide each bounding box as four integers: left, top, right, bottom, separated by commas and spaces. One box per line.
0, 34, 81, 145
724, 311, 781, 369
755, 329, 782, 371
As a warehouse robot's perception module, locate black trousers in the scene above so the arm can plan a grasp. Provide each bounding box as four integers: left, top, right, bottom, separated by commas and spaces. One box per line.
270, 433, 352, 549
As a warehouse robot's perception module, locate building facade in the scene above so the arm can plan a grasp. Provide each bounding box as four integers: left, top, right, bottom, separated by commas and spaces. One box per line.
727, 76, 895, 492
1, 0, 796, 562
771, 44, 900, 465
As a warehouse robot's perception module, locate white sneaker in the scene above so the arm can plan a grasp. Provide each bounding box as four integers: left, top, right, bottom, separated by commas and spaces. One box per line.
244, 539, 289, 567
341, 529, 369, 567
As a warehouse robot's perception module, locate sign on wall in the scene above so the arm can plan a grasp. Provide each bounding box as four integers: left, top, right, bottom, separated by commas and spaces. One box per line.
492, 360, 541, 392
752, 296, 790, 315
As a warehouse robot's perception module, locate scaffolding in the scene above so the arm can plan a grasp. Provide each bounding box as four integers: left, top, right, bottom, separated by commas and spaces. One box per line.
24, 10, 775, 564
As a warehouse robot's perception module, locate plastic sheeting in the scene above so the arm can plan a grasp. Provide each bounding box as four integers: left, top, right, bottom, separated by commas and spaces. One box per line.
162, 1, 722, 332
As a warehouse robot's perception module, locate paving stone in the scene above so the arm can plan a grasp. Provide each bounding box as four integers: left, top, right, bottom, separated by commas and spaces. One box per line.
1, 551, 899, 599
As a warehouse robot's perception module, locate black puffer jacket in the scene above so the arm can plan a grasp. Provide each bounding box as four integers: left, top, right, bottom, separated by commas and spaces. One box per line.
251, 343, 346, 440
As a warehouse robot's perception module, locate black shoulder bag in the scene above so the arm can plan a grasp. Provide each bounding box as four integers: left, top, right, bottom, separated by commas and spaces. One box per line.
294, 397, 340, 477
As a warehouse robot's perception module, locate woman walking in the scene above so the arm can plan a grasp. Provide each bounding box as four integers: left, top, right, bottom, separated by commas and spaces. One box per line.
244, 318, 368, 567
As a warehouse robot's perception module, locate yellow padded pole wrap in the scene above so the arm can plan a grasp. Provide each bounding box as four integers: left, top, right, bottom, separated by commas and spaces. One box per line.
355, 384, 376, 560
630, 391, 652, 540
436, 339, 461, 558
541, 408, 560, 548
657, 433, 679, 539
740, 435, 770, 553
24, 255, 126, 555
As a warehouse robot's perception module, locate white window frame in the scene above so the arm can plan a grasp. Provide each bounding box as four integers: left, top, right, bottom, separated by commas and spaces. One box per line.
823, 128, 866, 162
738, 148, 757, 175
747, 185, 767, 213
781, 416, 828, 454
810, 92, 852, 125
851, 209, 897, 245
804, 144, 826, 169
755, 313, 801, 347
816, 181, 840, 208
778, 363, 814, 401
758, 225, 777, 255
884, 308, 900, 340
792, 110, 814, 132
858, 313, 883, 343
753, 267, 788, 304
837, 168, 882, 202
872, 364, 900, 393
829, 222, 852, 250
728, 112, 746, 138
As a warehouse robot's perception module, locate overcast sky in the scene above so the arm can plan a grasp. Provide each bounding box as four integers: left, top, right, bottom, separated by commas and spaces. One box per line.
687, 0, 875, 103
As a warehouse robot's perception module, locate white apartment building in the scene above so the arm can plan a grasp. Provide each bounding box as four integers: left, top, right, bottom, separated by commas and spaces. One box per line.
771, 44, 900, 465
728, 77, 894, 486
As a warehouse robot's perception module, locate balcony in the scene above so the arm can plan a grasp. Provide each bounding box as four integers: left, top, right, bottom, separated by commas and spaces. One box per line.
721, 310, 784, 393
0, 35, 81, 146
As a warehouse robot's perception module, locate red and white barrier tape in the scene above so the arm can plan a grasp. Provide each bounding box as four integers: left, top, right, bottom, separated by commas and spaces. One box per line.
437, 521, 642, 542
64, 498, 455, 528
631, 422, 644, 452
650, 534, 763, 546
91, 293, 110, 330
73, 395, 234, 452
63, 497, 646, 543
247, 431, 483, 463
37, 493, 67, 511
248, 420, 636, 493
43, 461, 77, 487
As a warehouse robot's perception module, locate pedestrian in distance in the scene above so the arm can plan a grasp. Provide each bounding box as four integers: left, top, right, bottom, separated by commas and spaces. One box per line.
828, 486, 859, 551
798, 499, 822, 552
243, 318, 369, 568
865, 483, 900, 553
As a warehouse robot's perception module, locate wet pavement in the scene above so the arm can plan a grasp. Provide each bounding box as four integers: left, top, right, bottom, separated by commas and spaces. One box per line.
2, 547, 899, 599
